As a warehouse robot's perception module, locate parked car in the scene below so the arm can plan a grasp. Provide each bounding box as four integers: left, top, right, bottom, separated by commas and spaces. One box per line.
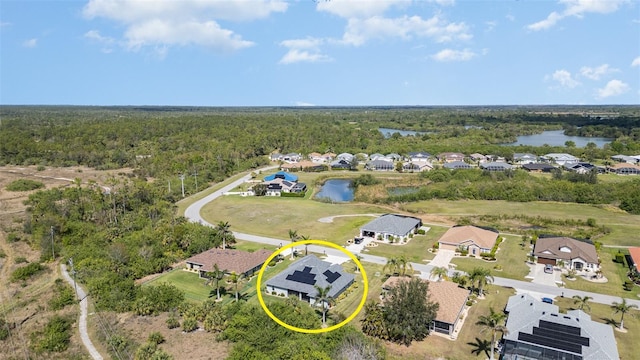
542, 297, 553, 304
544, 264, 553, 274
354, 237, 363, 244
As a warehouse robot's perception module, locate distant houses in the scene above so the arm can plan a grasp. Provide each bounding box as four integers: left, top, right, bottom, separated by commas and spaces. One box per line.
185, 248, 273, 278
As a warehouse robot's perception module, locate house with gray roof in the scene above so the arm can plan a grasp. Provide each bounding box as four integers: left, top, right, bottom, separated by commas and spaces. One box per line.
543, 153, 580, 166
502, 293, 619, 360
513, 153, 538, 165
443, 161, 472, 170
365, 159, 395, 171
408, 151, 432, 162
480, 162, 513, 172
265, 255, 354, 306
360, 214, 422, 243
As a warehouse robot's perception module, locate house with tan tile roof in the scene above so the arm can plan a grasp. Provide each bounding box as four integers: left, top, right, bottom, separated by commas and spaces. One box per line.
629, 247, 640, 275
533, 237, 599, 271
438, 225, 499, 258
185, 248, 273, 278
382, 276, 469, 336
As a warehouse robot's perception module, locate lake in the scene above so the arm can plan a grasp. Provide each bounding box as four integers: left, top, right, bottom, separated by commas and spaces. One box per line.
502, 130, 612, 148
315, 179, 354, 202
379, 127, 425, 138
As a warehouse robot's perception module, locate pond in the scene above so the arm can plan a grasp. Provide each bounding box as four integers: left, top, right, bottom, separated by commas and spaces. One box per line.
379, 127, 426, 138
315, 179, 354, 202
501, 130, 612, 148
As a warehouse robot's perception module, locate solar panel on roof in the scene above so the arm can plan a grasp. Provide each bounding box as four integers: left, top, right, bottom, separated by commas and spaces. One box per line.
518, 332, 583, 354
323, 270, 341, 284
539, 320, 581, 336
286, 266, 317, 285
532, 327, 589, 347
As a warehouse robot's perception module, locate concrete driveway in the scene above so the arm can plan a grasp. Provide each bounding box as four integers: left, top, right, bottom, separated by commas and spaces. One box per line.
429, 249, 455, 268
526, 263, 562, 287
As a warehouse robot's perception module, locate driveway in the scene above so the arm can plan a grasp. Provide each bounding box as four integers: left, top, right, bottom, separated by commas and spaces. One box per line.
429, 249, 455, 268
526, 263, 562, 287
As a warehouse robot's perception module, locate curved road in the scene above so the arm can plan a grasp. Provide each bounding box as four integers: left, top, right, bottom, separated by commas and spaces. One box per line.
61, 264, 103, 360
184, 165, 640, 308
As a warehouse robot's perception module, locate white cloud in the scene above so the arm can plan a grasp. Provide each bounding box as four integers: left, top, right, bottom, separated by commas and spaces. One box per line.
82, 0, 286, 54
551, 69, 581, 88
596, 79, 630, 98
632, 56, 640, 67
528, 0, 628, 31
341, 15, 471, 46
280, 38, 324, 50
485, 21, 497, 32
22, 38, 37, 48
428, 0, 455, 6
279, 49, 332, 64
84, 30, 116, 53
0, 21, 11, 27
431, 48, 476, 62
316, 0, 410, 19
295, 101, 315, 106
579, 64, 618, 80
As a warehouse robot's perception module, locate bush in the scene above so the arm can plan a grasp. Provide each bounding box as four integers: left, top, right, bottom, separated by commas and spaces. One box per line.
614, 251, 625, 265
416, 229, 426, 235
50, 279, 75, 310
133, 283, 185, 316
623, 280, 634, 291
14, 256, 28, 264
148, 331, 165, 345
33, 315, 72, 353
166, 316, 180, 329
182, 317, 198, 332
10, 262, 44, 282
6, 179, 45, 192
0, 318, 9, 340
7, 233, 20, 243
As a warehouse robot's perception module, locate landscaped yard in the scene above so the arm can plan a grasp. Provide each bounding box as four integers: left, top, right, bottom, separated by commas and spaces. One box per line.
450, 235, 531, 281
363, 225, 448, 263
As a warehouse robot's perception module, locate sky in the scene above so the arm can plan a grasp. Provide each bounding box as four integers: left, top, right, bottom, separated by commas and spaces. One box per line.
1, 0, 639, 106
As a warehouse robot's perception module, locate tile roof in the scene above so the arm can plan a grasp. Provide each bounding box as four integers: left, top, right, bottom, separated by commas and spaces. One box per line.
382, 277, 469, 325
438, 225, 499, 249
265, 255, 354, 299
360, 214, 422, 237
628, 247, 640, 270
533, 237, 598, 264
185, 248, 273, 275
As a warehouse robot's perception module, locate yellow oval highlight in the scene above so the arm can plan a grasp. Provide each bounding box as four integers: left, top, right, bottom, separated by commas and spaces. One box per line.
256, 239, 368, 334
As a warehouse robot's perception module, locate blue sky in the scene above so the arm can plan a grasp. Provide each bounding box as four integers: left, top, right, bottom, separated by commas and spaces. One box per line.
1, 0, 639, 106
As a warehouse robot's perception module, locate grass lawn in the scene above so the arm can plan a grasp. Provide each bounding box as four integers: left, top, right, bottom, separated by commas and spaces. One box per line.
449, 235, 531, 281
144, 268, 213, 302
401, 200, 640, 246
554, 296, 639, 360
562, 248, 640, 299
364, 226, 448, 263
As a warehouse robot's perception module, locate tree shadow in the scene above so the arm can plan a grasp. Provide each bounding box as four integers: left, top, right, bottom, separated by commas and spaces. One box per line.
600, 317, 618, 327
467, 337, 491, 358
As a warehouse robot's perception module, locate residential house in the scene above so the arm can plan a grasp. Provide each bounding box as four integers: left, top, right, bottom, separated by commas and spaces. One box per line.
608, 163, 640, 175
629, 247, 640, 275
382, 277, 469, 336
336, 153, 355, 162
543, 153, 579, 166
513, 153, 538, 165
360, 214, 422, 243
611, 154, 639, 164
470, 153, 489, 163
270, 153, 283, 162
408, 151, 432, 162
385, 153, 402, 162
330, 158, 352, 170
366, 159, 395, 171
282, 153, 302, 163
438, 225, 499, 258
308, 152, 323, 162
403, 160, 434, 172
522, 163, 556, 173
281, 161, 327, 172
502, 293, 619, 360
368, 153, 386, 161
437, 152, 466, 163
322, 152, 336, 162
264, 171, 298, 182
480, 162, 513, 172
443, 161, 472, 170
564, 162, 604, 174
533, 237, 600, 271
265, 255, 354, 306
185, 248, 273, 278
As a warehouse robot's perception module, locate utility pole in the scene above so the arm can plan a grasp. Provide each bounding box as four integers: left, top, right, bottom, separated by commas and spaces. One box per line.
179, 174, 185, 198
50, 226, 55, 260
168, 179, 171, 194
68, 257, 78, 300
192, 169, 198, 193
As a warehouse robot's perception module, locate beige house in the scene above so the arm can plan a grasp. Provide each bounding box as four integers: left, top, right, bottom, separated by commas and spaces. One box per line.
382, 276, 469, 336
438, 225, 499, 258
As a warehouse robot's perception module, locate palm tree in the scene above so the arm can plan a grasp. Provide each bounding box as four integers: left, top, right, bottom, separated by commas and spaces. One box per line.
300, 234, 310, 256
611, 298, 639, 330
314, 285, 334, 327
361, 301, 385, 338
229, 272, 244, 302
206, 264, 225, 301
354, 254, 362, 273
215, 221, 234, 250
572, 295, 593, 312
383, 257, 400, 276
288, 229, 299, 260
397, 256, 413, 277
470, 267, 494, 296
476, 307, 508, 360
430, 266, 449, 281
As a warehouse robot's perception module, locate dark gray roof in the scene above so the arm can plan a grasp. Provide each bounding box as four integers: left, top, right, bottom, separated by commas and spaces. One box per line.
266, 255, 354, 299
480, 162, 513, 170
361, 214, 421, 237
504, 294, 619, 359
443, 161, 472, 169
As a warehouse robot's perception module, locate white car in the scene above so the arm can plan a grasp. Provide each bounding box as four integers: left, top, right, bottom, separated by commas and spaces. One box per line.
544, 264, 554, 274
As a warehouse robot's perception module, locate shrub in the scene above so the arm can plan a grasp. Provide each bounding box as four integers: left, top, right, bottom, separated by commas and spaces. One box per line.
623, 280, 634, 291
14, 256, 28, 264
166, 316, 180, 329
0, 249, 5, 258
10, 262, 44, 282
416, 229, 426, 235
133, 283, 184, 316
33, 315, 72, 353
148, 331, 165, 345
182, 317, 198, 332
6, 179, 45, 192
614, 251, 625, 265
268, 260, 276, 267
50, 279, 75, 310
7, 233, 20, 243
0, 318, 9, 340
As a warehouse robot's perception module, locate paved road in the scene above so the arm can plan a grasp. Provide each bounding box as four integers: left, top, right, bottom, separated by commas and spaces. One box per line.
183, 166, 640, 308
60, 264, 104, 360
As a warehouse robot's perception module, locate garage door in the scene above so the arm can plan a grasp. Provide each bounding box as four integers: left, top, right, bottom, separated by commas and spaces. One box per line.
537, 257, 556, 265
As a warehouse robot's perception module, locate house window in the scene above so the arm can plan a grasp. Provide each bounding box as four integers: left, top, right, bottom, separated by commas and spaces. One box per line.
472, 248, 476, 255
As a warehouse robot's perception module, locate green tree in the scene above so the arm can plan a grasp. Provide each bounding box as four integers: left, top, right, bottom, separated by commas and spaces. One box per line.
611, 298, 638, 330
314, 285, 334, 327
572, 295, 592, 312
215, 221, 234, 250
382, 277, 438, 346
383, 257, 399, 276
229, 272, 244, 302
469, 267, 494, 296
206, 264, 225, 301
361, 301, 385, 339
430, 266, 449, 281
288, 229, 299, 260
476, 307, 508, 360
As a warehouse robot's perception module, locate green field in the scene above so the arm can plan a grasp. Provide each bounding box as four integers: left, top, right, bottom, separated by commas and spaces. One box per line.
450, 235, 531, 281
